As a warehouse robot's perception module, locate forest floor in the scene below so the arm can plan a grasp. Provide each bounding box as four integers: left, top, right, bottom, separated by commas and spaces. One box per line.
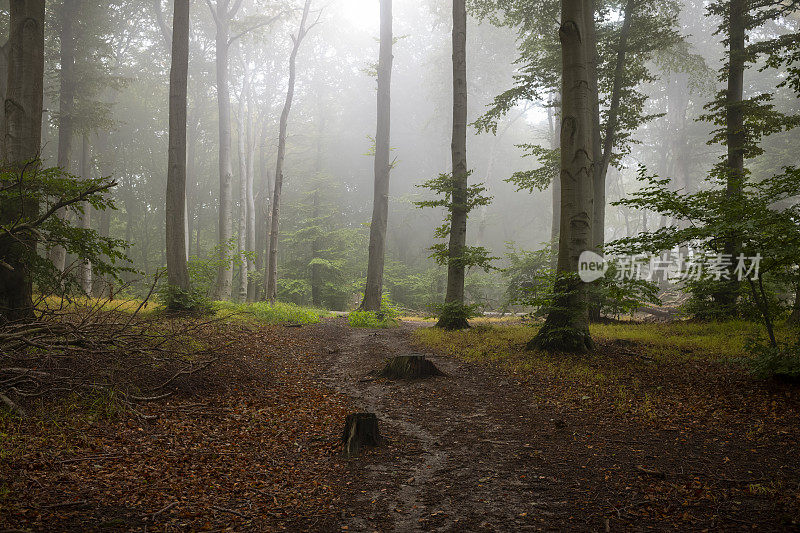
1, 315, 799, 531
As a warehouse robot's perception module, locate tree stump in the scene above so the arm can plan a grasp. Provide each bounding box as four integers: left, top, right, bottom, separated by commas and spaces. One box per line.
378, 354, 443, 380
342, 412, 381, 456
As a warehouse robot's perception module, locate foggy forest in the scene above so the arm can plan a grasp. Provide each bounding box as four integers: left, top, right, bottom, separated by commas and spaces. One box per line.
1, 0, 799, 530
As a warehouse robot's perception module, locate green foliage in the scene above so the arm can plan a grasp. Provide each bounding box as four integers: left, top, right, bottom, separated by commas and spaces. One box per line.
158, 283, 213, 314
213, 301, 327, 325
502, 244, 660, 318
432, 301, 480, 330
745, 338, 800, 381
414, 171, 496, 272
277, 175, 367, 310
349, 295, 401, 328
0, 164, 134, 298
505, 144, 559, 192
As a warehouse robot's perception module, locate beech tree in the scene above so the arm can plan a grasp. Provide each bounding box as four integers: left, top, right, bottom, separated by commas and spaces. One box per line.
265, 0, 317, 302
48, 0, 78, 273
528, 0, 596, 352
361, 0, 393, 312
165, 0, 191, 306
0, 0, 45, 322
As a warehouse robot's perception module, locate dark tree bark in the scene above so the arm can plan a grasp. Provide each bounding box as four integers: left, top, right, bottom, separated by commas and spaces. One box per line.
436, 0, 469, 330
342, 413, 381, 456
0, 0, 45, 322
165, 0, 191, 302
48, 0, 79, 273
529, 0, 595, 352
266, 0, 314, 302
362, 0, 393, 312
715, 0, 746, 316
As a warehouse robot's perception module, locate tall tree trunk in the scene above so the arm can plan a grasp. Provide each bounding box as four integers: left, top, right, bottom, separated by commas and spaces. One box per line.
529, 0, 594, 352
236, 60, 248, 302
0, 0, 45, 322
78, 134, 92, 294
715, 0, 746, 316
255, 121, 270, 300
436, 0, 469, 329
165, 0, 191, 302
548, 93, 561, 265
266, 0, 313, 302
245, 66, 257, 302
48, 0, 78, 273
210, 0, 237, 300
789, 279, 800, 325
595, 0, 634, 248
0, 41, 9, 147
586, 0, 602, 255
362, 0, 393, 312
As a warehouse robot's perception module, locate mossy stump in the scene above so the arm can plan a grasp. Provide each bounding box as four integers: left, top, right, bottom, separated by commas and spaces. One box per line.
378, 354, 443, 380
342, 413, 381, 456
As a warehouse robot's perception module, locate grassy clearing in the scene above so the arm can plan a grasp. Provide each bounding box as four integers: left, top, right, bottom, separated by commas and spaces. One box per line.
413, 320, 796, 420
213, 301, 328, 325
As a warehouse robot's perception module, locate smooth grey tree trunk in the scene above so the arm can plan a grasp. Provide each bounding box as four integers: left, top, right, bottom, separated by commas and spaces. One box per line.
0, 0, 44, 322
78, 134, 92, 294
245, 65, 257, 302
362, 0, 393, 312
165, 0, 191, 300
548, 93, 561, 263
436, 0, 469, 330
529, 0, 594, 352
209, 0, 239, 301
236, 58, 249, 302
266, 0, 313, 302
48, 0, 78, 273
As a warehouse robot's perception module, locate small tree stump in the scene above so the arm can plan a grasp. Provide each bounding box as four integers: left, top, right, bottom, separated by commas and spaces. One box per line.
378, 354, 443, 380
342, 413, 381, 456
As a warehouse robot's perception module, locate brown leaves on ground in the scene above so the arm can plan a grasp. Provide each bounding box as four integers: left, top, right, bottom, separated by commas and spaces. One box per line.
0, 320, 353, 531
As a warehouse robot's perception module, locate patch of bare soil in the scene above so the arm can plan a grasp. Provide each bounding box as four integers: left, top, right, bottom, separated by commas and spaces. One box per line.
309, 318, 800, 531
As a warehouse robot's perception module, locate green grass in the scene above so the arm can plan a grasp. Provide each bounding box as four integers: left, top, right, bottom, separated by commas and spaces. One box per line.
348, 310, 398, 328
213, 301, 329, 325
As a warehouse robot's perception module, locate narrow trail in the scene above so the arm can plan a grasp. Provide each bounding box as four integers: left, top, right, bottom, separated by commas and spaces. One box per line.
311, 319, 570, 532
305, 318, 798, 531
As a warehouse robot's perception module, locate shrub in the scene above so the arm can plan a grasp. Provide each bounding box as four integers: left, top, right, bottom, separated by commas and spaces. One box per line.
214, 301, 327, 324
745, 338, 800, 381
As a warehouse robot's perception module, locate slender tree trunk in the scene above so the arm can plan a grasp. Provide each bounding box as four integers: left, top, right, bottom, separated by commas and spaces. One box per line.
586, 0, 602, 255
362, 0, 393, 312
210, 0, 236, 300
548, 93, 561, 265
266, 0, 313, 302
0, 0, 45, 322
78, 134, 92, 294
48, 0, 78, 272
255, 121, 269, 300
715, 0, 746, 316
165, 0, 191, 302
0, 41, 9, 146
789, 279, 800, 325
596, 0, 634, 244
236, 61, 248, 302
436, 0, 469, 329
529, 0, 594, 352
245, 67, 257, 302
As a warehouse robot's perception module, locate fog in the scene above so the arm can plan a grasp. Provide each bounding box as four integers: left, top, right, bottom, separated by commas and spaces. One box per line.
13, 0, 799, 311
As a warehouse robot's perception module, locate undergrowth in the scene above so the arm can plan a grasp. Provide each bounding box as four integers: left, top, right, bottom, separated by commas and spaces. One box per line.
213, 301, 328, 325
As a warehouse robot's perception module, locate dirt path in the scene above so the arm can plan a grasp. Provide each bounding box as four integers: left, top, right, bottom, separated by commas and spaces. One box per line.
308, 318, 798, 532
